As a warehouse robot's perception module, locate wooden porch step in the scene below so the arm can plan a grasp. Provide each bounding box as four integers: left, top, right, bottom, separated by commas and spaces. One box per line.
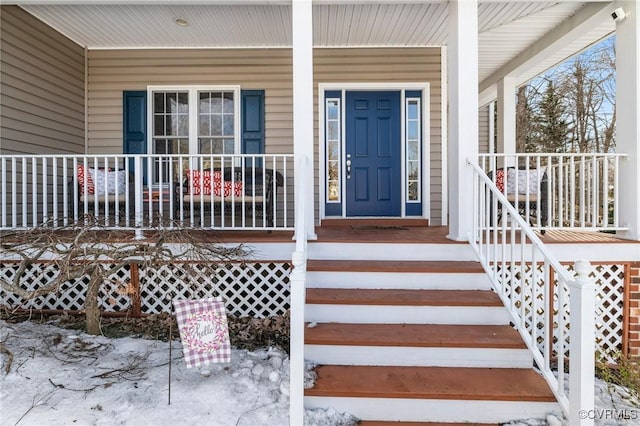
307, 260, 484, 273
306, 365, 556, 402
321, 218, 429, 228
305, 288, 502, 307
358, 422, 495, 426
304, 323, 525, 349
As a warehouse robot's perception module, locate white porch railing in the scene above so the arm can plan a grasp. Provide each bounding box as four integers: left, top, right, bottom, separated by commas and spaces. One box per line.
0, 154, 294, 231
479, 153, 628, 232
289, 155, 309, 426
469, 159, 596, 424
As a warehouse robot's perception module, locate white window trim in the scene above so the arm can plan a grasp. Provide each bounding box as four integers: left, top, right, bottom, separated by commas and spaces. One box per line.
406, 96, 422, 204
147, 85, 241, 155
325, 97, 342, 204
317, 82, 430, 220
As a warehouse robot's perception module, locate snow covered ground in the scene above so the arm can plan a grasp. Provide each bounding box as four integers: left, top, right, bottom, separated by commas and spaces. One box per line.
1, 319, 638, 425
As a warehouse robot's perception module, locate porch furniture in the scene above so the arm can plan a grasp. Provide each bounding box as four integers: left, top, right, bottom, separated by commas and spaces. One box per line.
176, 167, 283, 227
69, 166, 135, 219
488, 167, 548, 232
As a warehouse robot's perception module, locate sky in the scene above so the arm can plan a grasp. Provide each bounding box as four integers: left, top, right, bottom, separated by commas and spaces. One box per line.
1, 319, 638, 426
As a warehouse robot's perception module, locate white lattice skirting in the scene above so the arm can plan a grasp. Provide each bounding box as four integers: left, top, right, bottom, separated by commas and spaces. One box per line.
0, 261, 291, 319
496, 262, 627, 363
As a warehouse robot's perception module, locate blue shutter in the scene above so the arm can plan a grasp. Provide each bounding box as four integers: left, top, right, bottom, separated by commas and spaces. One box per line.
123, 91, 147, 182
241, 90, 265, 167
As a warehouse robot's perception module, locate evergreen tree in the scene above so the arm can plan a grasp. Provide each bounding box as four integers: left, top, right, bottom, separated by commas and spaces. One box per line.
536, 80, 570, 153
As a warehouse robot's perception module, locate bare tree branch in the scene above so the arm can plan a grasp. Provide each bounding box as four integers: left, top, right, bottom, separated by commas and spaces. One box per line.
1, 217, 251, 335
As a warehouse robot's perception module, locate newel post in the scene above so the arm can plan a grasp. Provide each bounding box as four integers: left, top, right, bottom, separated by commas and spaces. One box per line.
568, 259, 595, 426
289, 250, 306, 426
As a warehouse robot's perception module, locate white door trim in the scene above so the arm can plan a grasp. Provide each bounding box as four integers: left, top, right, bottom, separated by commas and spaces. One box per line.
318, 82, 431, 220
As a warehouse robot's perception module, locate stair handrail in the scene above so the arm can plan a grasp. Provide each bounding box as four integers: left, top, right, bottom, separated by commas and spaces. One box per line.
289, 154, 309, 426
467, 159, 595, 425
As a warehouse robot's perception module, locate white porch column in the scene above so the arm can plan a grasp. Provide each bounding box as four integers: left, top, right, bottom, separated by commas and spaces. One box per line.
447, 0, 479, 241
616, 1, 640, 240
290, 2, 313, 425
497, 76, 516, 167
292, 0, 315, 240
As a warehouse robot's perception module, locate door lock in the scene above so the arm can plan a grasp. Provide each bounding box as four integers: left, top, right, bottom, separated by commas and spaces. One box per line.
346, 154, 352, 179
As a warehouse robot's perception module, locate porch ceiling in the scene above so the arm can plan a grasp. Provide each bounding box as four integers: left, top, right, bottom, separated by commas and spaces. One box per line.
16, 1, 614, 84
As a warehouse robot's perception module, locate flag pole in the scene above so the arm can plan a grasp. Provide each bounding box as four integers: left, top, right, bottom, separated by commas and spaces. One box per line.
168, 315, 172, 405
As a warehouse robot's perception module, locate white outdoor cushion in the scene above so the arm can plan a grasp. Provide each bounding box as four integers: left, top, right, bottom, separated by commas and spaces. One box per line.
89, 169, 127, 196
506, 168, 545, 195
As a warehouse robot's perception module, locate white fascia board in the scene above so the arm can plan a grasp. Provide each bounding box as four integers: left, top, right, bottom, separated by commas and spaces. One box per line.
479, 2, 614, 96
5, 0, 438, 3
4, 0, 604, 4
478, 85, 497, 109
6, 0, 446, 4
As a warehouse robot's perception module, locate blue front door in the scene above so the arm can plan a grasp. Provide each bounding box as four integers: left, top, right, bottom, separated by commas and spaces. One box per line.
345, 91, 401, 216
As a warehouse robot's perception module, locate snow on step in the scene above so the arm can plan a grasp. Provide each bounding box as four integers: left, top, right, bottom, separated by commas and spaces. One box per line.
304, 365, 559, 423
357, 422, 495, 426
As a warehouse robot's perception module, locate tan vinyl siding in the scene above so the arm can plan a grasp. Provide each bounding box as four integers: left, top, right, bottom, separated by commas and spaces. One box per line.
479, 104, 491, 154
0, 6, 85, 224
87, 47, 443, 225
314, 48, 443, 225
87, 48, 295, 225
0, 6, 85, 155
87, 49, 293, 156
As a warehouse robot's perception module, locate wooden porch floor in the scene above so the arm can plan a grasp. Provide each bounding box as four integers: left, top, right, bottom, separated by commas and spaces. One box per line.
5, 225, 636, 245
214, 226, 639, 245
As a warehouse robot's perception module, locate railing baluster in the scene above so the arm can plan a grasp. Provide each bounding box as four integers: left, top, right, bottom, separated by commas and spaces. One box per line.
579, 156, 586, 227
602, 157, 609, 227
134, 156, 143, 238
168, 158, 175, 226
557, 271, 566, 402
519, 228, 526, 330
101, 157, 108, 226
42, 158, 48, 225
278, 156, 283, 229
613, 155, 620, 228
52, 158, 58, 226
1, 157, 6, 228
569, 157, 575, 227
31, 157, 37, 227
589, 155, 602, 227
21, 158, 27, 228
543, 261, 551, 368
124, 157, 130, 228
531, 246, 537, 349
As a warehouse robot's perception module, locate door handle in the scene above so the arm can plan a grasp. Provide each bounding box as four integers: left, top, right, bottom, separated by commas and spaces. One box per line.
346, 154, 352, 178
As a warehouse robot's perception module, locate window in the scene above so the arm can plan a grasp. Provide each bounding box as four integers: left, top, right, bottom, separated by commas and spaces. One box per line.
149, 86, 240, 184
406, 98, 421, 202
325, 98, 341, 202
198, 91, 236, 155
153, 91, 190, 156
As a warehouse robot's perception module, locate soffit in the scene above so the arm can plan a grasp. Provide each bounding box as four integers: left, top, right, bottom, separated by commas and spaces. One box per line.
18, 2, 612, 83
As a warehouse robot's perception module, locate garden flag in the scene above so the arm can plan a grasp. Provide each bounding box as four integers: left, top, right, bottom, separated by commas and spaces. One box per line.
173, 297, 231, 368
